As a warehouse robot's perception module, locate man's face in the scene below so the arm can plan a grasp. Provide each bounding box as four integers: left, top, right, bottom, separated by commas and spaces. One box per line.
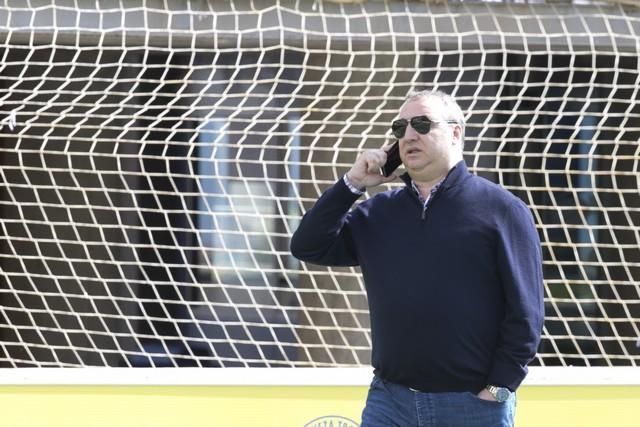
396, 97, 460, 180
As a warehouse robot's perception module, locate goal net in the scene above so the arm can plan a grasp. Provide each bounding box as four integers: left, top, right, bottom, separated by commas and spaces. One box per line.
0, 0, 638, 370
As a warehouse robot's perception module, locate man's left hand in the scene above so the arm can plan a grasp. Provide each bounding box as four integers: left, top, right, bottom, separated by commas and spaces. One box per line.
476, 388, 497, 402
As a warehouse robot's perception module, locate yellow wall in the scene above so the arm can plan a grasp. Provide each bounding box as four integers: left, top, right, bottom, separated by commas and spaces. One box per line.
1, 385, 639, 426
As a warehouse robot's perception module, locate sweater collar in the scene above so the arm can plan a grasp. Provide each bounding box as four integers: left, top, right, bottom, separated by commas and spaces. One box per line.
400, 159, 468, 191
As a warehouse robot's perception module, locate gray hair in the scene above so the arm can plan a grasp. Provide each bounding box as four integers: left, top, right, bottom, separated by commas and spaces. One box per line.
404, 89, 466, 146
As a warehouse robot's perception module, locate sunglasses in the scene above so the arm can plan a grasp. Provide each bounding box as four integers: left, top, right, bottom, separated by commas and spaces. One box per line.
391, 116, 458, 139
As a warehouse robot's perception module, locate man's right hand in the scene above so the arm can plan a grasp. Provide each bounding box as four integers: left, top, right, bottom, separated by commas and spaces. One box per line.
346, 147, 399, 190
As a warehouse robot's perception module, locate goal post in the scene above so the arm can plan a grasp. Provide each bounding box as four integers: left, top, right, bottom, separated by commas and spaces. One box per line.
0, 366, 639, 386
0, 0, 638, 381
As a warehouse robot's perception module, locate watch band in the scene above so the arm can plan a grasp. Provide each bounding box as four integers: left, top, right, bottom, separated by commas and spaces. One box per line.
486, 385, 511, 403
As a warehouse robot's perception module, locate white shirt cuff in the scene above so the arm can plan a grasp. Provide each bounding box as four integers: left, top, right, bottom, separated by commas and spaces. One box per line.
342, 174, 365, 195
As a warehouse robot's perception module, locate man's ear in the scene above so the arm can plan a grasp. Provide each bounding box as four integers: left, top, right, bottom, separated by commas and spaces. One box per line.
452, 124, 463, 145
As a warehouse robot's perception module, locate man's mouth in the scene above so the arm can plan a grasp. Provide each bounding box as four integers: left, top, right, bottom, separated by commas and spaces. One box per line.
405, 147, 421, 155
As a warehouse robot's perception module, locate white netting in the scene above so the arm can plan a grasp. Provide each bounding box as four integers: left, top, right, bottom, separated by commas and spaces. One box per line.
0, 0, 638, 368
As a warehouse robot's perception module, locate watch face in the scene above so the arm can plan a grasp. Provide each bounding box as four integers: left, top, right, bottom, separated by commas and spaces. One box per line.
495, 388, 510, 403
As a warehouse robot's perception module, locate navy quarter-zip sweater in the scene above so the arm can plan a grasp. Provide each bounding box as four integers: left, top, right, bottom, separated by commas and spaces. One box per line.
290, 161, 544, 393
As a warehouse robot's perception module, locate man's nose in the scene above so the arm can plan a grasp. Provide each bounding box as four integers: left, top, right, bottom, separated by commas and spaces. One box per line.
403, 122, 419, 140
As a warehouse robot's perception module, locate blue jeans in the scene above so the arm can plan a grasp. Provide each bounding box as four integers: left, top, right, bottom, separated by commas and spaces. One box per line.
360, 375, 516, 427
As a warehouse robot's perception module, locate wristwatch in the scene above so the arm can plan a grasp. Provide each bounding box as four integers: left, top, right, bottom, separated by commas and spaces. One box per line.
485, 385, 511, 403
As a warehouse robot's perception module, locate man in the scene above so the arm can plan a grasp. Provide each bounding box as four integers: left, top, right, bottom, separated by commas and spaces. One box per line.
290, 90, 544, 426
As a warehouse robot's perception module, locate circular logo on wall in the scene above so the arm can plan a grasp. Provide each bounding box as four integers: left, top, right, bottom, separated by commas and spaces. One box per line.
303, 415, 359, 427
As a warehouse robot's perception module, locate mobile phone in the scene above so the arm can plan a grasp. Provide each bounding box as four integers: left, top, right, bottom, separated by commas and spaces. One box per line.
379, 140, 401, 177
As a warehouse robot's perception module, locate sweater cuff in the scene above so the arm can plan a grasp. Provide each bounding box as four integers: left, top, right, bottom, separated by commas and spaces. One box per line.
487, 358, 528, 391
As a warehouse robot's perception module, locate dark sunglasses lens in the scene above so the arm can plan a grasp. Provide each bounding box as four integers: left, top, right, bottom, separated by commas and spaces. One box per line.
391, 120, 407, 139
411, 117, 431, 135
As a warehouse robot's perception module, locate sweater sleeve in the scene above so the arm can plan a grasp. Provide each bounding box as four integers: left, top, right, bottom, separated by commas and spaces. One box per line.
289, 177, 361, 267
488, 200, 545, 391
